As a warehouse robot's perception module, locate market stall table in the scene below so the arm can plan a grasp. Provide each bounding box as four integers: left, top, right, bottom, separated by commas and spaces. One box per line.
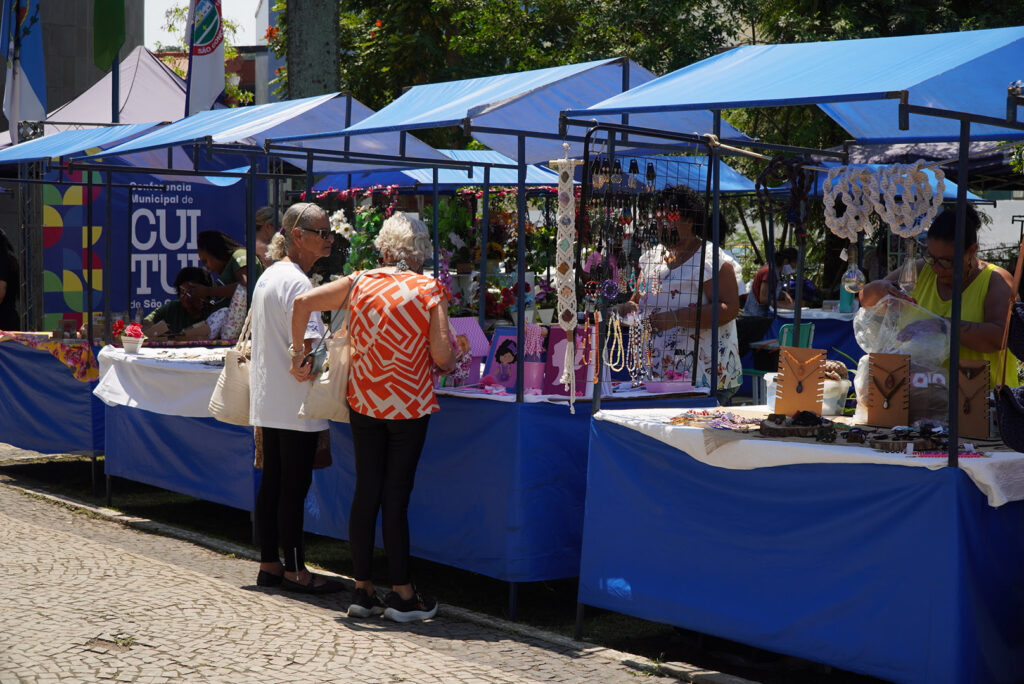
308, 387, 716, 590
577, 407, 1024, 684
94, 345, 716, 613
94, 346, 256, 510
0, 333, 104, 492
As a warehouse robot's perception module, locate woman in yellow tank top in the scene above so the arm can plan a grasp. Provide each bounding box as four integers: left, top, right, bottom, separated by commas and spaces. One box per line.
860, 205, 1020, 388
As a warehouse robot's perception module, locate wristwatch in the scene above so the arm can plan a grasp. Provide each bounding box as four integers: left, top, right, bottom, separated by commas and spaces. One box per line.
288, 343, 304, 358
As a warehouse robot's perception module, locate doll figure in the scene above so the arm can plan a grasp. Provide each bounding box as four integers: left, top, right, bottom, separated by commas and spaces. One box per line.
495, 339, 517, 384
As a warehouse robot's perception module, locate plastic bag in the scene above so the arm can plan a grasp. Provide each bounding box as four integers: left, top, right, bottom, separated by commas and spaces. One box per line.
852, 295, 950, 424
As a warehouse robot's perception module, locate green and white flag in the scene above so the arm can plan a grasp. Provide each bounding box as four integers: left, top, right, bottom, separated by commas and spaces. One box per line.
185, 0, 224, 116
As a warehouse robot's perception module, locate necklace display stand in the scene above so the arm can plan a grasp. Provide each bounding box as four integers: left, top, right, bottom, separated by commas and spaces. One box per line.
775, 346, 826, 416
958, 359, 990, 439
865, 353, 910, 427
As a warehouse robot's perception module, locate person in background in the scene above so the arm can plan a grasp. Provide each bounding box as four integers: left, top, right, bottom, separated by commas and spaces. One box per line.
0, 229, 19, 331
290, 213, 456, 623
142, 267, 215, 337
616, 186, 742, 406
254, 206, 280, 269
249, 202, 343, 594
743, 247, 795, 316
859, 205, 1019, 388
181, 230, 264, 305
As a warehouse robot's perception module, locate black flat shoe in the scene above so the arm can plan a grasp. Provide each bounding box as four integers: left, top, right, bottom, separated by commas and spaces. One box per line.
280, 574, 344, 595
256, 570, 283, 587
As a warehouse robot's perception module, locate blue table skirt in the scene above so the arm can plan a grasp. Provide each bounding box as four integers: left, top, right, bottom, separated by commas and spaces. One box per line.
580, 420, 1024, 684
309, 394, 714, 582
104, 405, 257, 511
0, 341, 103, 453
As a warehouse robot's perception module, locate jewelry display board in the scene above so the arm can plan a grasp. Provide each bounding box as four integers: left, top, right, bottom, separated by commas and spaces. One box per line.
775, 346, 826, 416
958, 359, 990, 439
865, 353, 910, 427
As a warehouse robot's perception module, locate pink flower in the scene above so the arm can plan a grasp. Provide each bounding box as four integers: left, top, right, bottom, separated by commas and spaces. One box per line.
124, 322, 144, 338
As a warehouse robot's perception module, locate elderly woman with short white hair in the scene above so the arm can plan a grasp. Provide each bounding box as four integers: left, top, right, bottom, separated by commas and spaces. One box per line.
290, 212, 456, 623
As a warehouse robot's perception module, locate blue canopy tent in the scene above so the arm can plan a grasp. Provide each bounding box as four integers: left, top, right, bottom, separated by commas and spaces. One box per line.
560, 26, 1024, 683
92, 93, 451, 175
315, 148, 562, 193
268, 58, 749, 406
0, 123, 160, 164
322, 58, 748, 164
570, 26, 1024, 144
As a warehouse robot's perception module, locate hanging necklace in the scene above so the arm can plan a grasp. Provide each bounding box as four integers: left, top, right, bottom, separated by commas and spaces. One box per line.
869, 357, 906, 391
604, 315, 626, 372
779, 348, 824, 394
871, 374, 906, 410
958, 383, 988, 415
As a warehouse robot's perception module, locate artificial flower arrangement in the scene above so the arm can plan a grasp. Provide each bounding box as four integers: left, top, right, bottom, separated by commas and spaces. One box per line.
329, 209, 355, 239
534, 278, 557, 309
112, 320, 146, 352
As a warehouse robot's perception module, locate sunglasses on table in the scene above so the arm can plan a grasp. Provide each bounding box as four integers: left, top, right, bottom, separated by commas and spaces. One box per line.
301, 227, 335, 240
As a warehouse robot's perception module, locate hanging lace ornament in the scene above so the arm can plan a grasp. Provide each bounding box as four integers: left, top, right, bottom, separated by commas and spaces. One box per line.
550, 143, 582, 413
872, 160, 945, 238
823, 166, 877, 242
840, 245, 866, 294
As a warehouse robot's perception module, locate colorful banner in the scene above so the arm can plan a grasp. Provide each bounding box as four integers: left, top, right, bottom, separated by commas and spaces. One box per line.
41, 165, 255, 331
185, 0, 225, 116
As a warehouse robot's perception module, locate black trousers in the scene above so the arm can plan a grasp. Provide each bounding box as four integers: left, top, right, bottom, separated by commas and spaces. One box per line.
255, 427, 318, 572
348, 410, 431, 586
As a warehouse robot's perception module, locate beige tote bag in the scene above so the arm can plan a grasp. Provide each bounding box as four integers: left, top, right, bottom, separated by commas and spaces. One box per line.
208, 309, 253, 425
298, 274, 362, 423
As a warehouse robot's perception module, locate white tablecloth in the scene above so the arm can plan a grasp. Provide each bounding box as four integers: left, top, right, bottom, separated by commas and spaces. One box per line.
94, 346, 225, 417
595, 408, 1024, 507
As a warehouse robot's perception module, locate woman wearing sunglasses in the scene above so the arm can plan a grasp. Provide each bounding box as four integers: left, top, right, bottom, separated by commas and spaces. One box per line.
860, 204, 1019, 388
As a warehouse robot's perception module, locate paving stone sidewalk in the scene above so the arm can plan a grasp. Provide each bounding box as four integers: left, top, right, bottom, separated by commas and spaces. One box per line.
0, 451, 750, 684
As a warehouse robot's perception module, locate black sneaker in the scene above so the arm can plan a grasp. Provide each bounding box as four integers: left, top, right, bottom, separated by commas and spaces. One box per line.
347, 588, 385, 618
383, 590, 438, 623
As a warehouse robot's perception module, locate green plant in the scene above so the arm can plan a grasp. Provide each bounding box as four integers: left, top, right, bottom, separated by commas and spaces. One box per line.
344, 205, 385, 273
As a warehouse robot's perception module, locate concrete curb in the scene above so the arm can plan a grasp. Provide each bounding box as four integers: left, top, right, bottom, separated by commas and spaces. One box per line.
5, 478, 757, 684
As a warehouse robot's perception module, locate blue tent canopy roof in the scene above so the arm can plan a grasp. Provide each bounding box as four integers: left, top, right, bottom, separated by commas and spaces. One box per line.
0, 123, 159, 164
568, 26, 1024, 143
315, 148, 561, 192
89, 94, 448, 173
288, 58, 748, 164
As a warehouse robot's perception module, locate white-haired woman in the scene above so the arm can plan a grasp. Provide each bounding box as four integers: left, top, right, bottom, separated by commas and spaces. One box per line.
291, 212, 456, 622
251, 202, 343, 594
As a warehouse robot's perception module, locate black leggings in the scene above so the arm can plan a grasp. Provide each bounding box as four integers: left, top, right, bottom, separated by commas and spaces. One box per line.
348, 410, 431, 586
255, 427, 318, 572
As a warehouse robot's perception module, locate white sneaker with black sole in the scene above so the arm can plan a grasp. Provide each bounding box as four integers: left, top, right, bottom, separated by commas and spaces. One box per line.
347, 588, 385, 617
383, 590, 438, 622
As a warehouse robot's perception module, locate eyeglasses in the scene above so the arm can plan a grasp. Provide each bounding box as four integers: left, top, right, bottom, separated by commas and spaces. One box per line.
922, 252, 957, 270
301, 227, 335, 240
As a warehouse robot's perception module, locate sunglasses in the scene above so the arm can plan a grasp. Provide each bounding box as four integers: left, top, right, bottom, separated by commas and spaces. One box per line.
922, 252, 957, 270
301, 227, 335, 240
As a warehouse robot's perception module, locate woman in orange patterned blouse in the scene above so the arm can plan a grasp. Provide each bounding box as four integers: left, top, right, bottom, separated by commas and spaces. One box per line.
290, 212, 456, 623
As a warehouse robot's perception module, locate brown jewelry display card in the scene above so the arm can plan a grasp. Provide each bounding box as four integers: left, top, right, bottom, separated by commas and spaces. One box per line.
775, 346, 826, 416
958, 359, 990, 439
865, 353, 910, 427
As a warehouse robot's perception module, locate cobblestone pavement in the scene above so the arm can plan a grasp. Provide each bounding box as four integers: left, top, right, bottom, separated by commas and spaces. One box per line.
0, 448, 750, 684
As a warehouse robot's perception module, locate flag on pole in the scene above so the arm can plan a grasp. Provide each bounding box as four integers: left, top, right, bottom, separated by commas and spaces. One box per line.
2, 0, 46, 143
184, 0, 225, 117
93, 0, 125, 70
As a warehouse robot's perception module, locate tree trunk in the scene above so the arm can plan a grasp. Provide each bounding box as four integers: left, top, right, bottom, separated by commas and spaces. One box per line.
287, 0, 340, 99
